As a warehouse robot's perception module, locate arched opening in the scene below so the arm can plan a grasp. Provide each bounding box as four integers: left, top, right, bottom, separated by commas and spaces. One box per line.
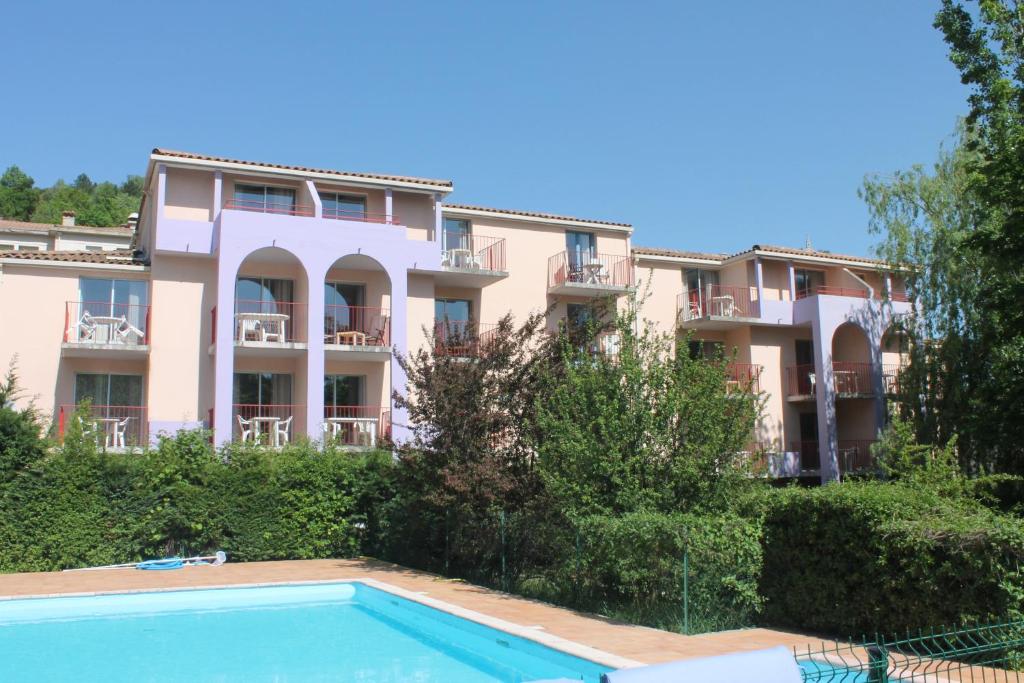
232, 247, 309, 445
831, 321, 877, 475
323, 253, 393, 446
881, 324, 909, 395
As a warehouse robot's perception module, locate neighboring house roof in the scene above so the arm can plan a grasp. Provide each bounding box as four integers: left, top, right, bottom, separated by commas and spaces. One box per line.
151, 148, 454, 191
0, 249, 146, 266
632, 246, 727, 261
0, 219, 134, 237
443, 203, 632, 229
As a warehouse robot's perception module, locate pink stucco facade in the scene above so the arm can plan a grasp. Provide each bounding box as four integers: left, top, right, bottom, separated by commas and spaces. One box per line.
0, 149, 911, 482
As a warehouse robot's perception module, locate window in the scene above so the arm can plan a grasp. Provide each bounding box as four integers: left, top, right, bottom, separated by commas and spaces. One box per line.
321, 192, 366, 220
435, 298, 472, 323
0, 244, 13, 250
233, 184, 297, 214
324, 375, 363, 408
444, 218, 471, 251
0, 243, 42, 251
688, 339, 724, 360
84, 245, 104, 252
565, 231, 596, 266
324, 282, 366, 336
79, 277, 149, 330
75, 373, 144, 407
235, 277, 294, 313
566, 303, 596, 329
232, 373, 292, 406
795, 269, 825, 297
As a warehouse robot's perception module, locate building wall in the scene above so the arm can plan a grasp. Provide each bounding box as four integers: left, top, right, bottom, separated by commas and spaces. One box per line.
635, 260, 682, 339
165, 167, 214, 221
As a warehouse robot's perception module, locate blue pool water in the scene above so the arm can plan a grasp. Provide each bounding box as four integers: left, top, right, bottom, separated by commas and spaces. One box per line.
0, 582, 611, 682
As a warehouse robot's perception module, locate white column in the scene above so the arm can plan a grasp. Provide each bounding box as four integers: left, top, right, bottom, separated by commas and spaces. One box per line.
787, 261, 796, 301
433, 193, 443, 244
385, 189, 393, 224
212, 171, 222, 220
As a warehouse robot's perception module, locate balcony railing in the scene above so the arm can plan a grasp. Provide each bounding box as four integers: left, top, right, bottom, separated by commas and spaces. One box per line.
434, 320, 499, 356
58, 404, 148, 449
790, 440, 821, 471
548, 252, 634, 290
323, 207, 400, 225
324, 305, 390, 346
224, 198, 314, 217
679, 285, 760, 321
832, 361, 873, 395
234, 300, 306, 344
882, 363, 906, 394
786, 364, 816, 397
838, 439, 877, 475
324, 405, 391, 447
442, 233, 507, 272
64, 301, 150, 346
233, 404, 303, 446
889, 290, 910, 303
726, 363, 763, 393
796, 286, 869, 300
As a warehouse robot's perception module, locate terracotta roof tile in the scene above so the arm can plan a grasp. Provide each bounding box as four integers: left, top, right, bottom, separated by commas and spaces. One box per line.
443, 203, 631, 228
0, 249, 146, 266
632, 246, 726, 261
152, 148, 453, 189
741, 244, 888, 266
0, 219, 134, 236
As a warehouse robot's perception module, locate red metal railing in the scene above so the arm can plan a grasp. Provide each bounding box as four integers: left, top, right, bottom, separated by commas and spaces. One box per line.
232, 404, 303, 445
832, 361, 873, 395
224, 197, 314, 217
678, 285, 760, 320
442, 232, 507, 272
234, 300, 307, 343
433, 320, 500, 356
548, 252, 634, 289
786, 364, 816, 397
727, 363, 763, 393
889, 290, 910, 303
323, 405, 391, 446
323, 207, 400, 225
58, 404, 148, 448
324, 305, 391, 346
790, 440, 821, 471
64, 301, 150, 346
838, 439, 877, 474
796, 286, 869, 299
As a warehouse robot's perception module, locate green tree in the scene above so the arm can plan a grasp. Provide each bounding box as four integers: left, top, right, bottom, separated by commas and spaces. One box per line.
0, 165, 40, 221
30, 180, 90, 225
0, 361, 47, 481
872, 412, 962, 495
534, 300, 762, 518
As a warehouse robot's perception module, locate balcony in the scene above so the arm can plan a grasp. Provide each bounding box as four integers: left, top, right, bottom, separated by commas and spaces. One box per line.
838, 439, 877, 476
832, 362, 873, 397
323, 207, 400, 225
224, 198, 314, 217
678, 285, 760, 329
789, 440, 821, 472
323, 405, 391, 448
547, 252, 634, 296
231, 300, 307, 356
324, 305, 391, 360
883, 363, 906, 394
786, 364, 816, 400
233, 404, 304, 446
62, 301, 150, 357
58, 404, 148, 450
434, 320, 499, 357
726, 363, 762, 393
796, 286, 869, 300
437, 233, 508, 286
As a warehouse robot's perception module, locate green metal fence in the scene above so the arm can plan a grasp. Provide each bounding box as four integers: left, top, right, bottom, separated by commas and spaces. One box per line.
797, 621, 1024, 681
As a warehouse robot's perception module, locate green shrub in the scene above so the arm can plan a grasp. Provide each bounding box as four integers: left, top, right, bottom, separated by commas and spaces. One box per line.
565, 512, 763, 633
760, 482, 1024, 637
969, 474, 1024, 514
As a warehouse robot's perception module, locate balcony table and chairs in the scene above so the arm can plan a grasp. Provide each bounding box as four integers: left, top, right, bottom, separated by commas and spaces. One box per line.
235, 310, 289, 343
236, 414, 293, 447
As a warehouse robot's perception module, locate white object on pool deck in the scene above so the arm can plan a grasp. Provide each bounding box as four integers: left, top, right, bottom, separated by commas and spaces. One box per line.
62, 550, 227, 572
600, 646, 802, 683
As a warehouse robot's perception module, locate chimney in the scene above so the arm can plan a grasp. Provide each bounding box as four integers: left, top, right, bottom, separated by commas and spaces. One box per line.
61, 210, 76, 227
127, 212, 139, 231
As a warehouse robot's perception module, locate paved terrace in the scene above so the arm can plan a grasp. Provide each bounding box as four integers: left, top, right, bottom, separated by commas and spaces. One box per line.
0, 557, 819, 665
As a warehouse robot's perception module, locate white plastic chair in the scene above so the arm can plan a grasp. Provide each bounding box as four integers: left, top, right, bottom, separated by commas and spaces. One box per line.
353, 420, 376, 447
110, 417, 131, 448
76, 311, 97, 342
236, 415, 253, 443
261, 319, 284, 343
274, 416, 293, 447
115, 319, 145, 345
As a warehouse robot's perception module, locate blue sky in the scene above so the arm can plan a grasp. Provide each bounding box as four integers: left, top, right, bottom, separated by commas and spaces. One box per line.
1, 1, 966, 256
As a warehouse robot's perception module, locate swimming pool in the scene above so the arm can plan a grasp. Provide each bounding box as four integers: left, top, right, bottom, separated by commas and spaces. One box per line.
0, 581, 615, 682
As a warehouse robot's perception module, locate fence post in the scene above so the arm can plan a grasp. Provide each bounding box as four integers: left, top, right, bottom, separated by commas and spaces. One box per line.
574, 526, 581, 604
867, 644, 888, 683
682, 542, 690, 635
444, 508, 450, 576
499, 509, 507, 592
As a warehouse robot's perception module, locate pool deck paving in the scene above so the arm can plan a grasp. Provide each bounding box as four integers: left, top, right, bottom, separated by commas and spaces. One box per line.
0, 558, 1013, 681
0, 557, 822, 666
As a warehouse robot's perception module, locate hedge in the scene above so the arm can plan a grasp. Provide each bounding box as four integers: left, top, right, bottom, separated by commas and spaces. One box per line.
0, 431, 394, 573
759, 482, 1024, 637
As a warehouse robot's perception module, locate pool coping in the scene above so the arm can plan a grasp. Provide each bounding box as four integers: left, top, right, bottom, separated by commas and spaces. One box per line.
0, 576, 644, 671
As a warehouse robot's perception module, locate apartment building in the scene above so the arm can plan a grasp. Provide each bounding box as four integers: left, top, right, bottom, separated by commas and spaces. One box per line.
0, 148, 909, 482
